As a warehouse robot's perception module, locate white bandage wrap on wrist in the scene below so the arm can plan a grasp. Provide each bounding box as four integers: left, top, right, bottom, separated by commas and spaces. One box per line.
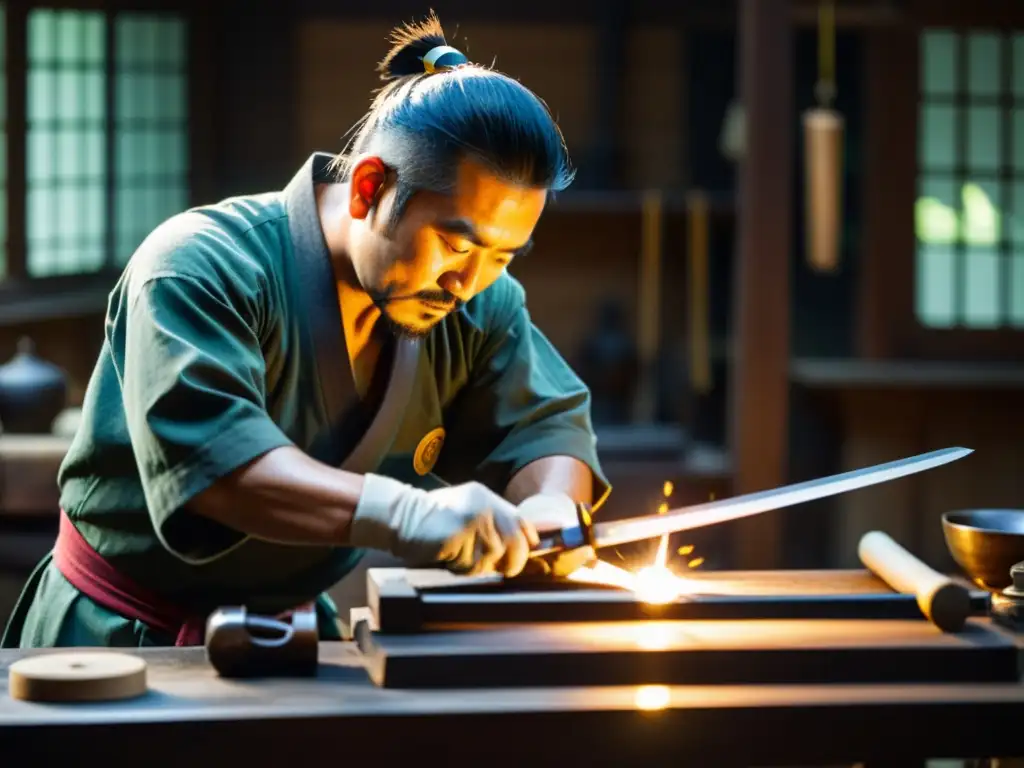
349, 473, 430, 554
515, 492, 577, 524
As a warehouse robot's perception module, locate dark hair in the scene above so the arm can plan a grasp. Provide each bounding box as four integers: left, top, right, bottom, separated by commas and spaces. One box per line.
332, 12, 575, 232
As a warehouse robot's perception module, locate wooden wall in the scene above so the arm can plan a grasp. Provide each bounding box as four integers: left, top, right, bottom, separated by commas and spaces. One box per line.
827, 388, 1024, 571
295, 20, 684, 187
0, 17, 690, 396
821, 0, 1024, 574
8, 3, 1024, 588
295, 19, 686, 360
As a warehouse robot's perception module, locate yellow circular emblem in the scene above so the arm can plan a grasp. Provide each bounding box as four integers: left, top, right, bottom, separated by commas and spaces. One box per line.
413, 427, 445, 476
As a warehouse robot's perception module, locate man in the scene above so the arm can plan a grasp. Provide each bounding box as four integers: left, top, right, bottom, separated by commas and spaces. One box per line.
2, 14, 610, 648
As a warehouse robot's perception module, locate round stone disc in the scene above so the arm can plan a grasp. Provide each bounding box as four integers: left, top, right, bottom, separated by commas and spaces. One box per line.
8, 651, 147, 703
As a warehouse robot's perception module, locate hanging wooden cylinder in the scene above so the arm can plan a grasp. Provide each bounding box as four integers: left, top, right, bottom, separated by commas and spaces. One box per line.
687, 192, 712, 395
803, 106, 844, 273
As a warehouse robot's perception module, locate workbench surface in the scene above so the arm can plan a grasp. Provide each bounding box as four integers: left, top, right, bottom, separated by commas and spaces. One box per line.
1, 623, 1022, 766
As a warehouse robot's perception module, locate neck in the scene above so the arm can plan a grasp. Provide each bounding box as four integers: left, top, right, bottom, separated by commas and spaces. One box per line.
316, 182, 382, 367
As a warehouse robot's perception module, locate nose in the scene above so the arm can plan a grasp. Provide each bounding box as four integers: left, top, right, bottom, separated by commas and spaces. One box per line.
438, 253, 483, 301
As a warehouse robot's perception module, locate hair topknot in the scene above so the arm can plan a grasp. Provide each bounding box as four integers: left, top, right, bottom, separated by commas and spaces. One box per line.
377, 10, 463, 81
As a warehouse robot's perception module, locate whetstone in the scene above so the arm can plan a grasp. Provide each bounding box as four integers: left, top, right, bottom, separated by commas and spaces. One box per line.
8, 652, 148, 703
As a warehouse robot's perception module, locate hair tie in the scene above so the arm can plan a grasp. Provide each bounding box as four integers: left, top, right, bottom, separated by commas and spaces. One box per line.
421, 45, 467, 73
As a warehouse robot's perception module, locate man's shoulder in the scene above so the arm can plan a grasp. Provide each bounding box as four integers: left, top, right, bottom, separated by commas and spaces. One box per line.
458, 272, 527, 332
119, 192, 290, 296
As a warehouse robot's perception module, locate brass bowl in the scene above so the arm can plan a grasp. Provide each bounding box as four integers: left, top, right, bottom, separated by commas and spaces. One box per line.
942, 509, 1024, 591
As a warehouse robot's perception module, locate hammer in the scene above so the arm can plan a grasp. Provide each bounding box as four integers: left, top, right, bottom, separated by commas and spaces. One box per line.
858, 530, 972, 633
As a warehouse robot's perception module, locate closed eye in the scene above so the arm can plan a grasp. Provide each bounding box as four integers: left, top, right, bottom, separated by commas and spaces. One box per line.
440, 236, 469, 255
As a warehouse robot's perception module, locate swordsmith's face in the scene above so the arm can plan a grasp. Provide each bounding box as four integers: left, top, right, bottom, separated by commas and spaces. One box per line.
345, 156, 547, 338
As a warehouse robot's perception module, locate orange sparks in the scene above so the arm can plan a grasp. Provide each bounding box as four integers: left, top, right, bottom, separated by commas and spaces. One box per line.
566, 479, 709, 605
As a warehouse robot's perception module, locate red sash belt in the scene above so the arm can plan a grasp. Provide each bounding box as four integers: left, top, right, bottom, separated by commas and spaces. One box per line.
54, 511, 317, 647
54, 511, 207, 646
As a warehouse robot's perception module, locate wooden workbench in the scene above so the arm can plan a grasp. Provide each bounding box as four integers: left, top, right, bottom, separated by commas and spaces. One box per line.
2, 622, 1023, 766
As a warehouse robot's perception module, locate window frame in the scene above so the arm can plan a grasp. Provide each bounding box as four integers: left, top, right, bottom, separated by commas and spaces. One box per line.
859, 11, 1024, 361
0, 0, 201, 322
915, 29, 1023, 333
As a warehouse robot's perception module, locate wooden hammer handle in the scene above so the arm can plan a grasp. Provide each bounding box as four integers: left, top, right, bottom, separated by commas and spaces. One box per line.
858, 530, 971, 632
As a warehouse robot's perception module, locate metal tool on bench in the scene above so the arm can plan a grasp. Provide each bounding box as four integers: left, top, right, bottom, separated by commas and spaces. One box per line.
531, 446, 973, 559
205, 605, 319, 678
941, 509, 1024, 631
990, 562, 1024, 631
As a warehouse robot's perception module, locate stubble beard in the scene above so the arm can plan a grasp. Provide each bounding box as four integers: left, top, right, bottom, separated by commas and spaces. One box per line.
369, 288, 464, 341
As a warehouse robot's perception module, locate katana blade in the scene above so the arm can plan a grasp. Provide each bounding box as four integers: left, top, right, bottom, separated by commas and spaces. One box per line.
532, 446, 972, 556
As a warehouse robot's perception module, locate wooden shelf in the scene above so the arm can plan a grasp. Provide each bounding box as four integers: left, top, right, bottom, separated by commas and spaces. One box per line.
595, 423, 733, 484
791, 358, 1024, 390
0, 434, 70, 518
0, 274, 118, 326
547, 188, 736, 215
0, 434, 73, 459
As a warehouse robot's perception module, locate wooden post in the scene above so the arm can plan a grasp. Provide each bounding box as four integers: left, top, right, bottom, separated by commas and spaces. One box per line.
729, 0, 794, 569
633, 190, 664, 423
688, 191, 712, 395
590, 0, 628, 188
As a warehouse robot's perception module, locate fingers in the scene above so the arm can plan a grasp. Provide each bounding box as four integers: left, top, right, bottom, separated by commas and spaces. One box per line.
495, 515, 531, 577
446, 530, 479, 574
430, 483, 540, 578
468, 511, 506, 576
547, 546, 597, 578
471, 510, 532, 578
519, 517, 540, 549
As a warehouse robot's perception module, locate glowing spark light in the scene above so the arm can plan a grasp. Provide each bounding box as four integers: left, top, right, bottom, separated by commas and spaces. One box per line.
566, 480, 710, 604
629, 479, 689, 604
634, 684, 671, 711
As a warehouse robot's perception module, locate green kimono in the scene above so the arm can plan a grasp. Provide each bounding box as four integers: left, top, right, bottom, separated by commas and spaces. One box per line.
2, 153, 610, 649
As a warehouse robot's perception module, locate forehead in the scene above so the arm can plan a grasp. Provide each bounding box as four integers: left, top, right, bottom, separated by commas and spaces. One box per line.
444, 158, 547, 239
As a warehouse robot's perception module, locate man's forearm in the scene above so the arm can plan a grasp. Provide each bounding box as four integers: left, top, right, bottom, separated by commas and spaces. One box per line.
187, 445, 366, 546
504, 455, 594, 506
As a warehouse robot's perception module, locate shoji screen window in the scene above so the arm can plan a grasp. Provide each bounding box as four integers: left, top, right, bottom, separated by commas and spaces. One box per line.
26, 10, 106, 277
0, 7, 7, 280
24, 10, 188, 278
114, 14, 188, 265
916, 31, 1024, 329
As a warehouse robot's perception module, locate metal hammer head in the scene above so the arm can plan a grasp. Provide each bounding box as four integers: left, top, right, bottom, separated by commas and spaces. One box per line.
205, 605, 319, 678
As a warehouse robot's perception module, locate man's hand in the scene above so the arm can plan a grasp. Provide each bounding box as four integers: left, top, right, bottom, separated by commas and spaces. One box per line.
349, 475, 541, 576
514, 492, 580, 533
515, 492, 598, 578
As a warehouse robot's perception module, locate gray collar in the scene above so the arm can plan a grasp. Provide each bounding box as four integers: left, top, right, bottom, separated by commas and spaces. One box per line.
281, 153, 421, 473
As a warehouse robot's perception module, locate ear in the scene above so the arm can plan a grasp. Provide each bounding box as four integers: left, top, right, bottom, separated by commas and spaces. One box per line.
349, 156, 388, 220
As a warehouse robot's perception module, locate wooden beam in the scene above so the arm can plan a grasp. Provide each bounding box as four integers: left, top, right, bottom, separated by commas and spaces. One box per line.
187, 6, 219, 207
729, 0, 794, 569
291, 0, 909, 28
4, 1, 27, 281
857, 25, 916, 359
904, 0, 1024, 27
586, 0, 628, 188
211, 1, 300, 196
294, 0, 720, 25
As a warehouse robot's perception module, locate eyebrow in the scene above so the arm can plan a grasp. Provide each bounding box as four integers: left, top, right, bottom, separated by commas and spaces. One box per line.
436, 217, 533, 256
